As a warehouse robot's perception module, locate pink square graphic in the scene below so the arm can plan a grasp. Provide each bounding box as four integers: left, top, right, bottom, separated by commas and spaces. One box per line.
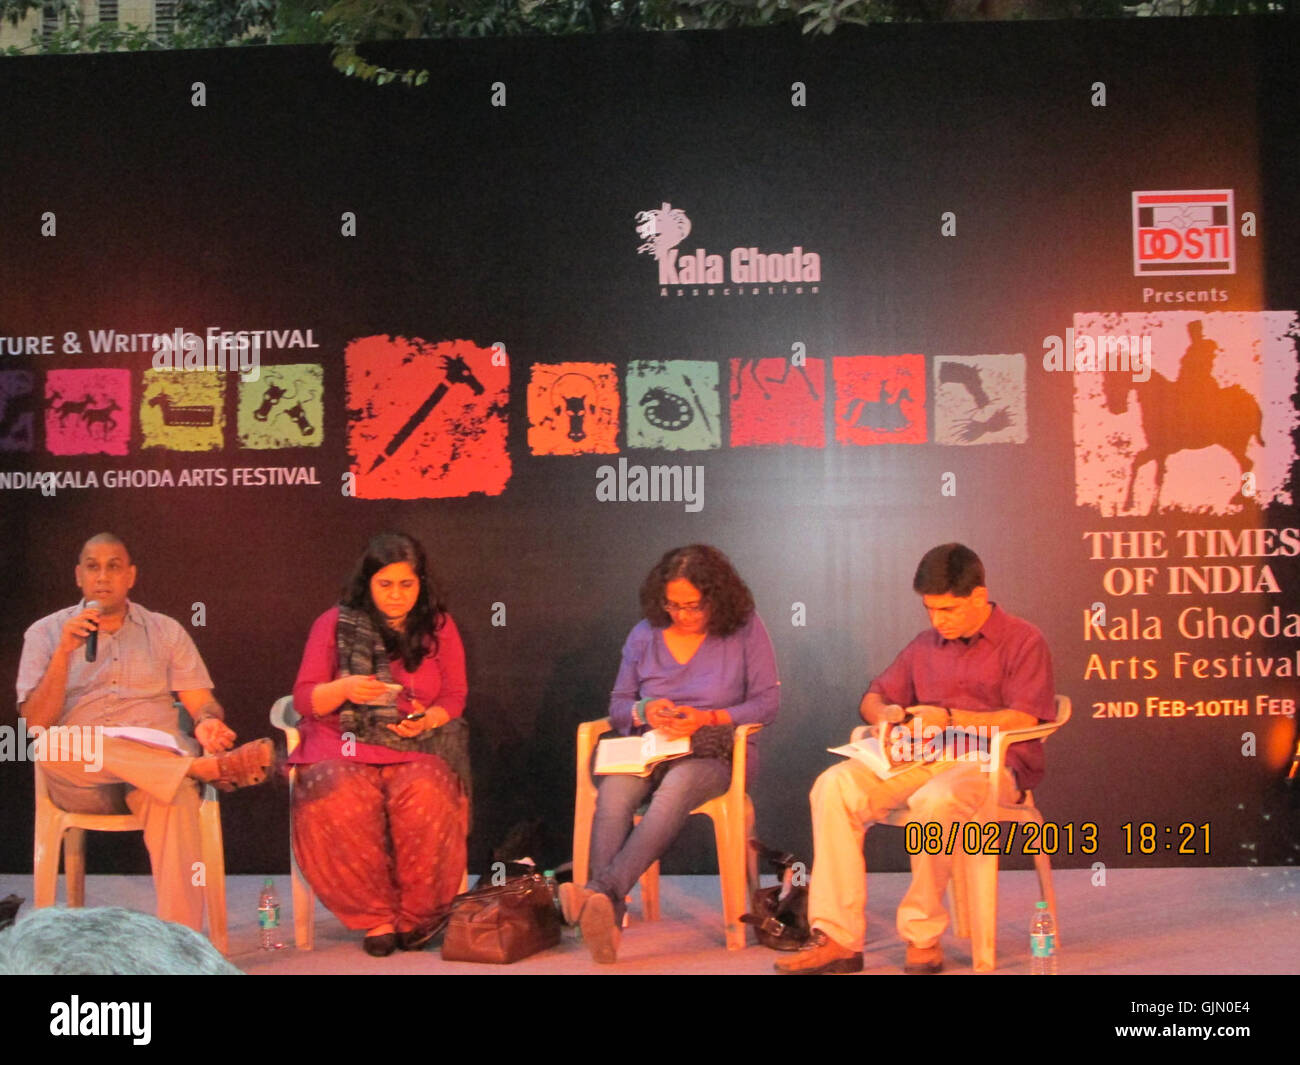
45, 369, 131, 456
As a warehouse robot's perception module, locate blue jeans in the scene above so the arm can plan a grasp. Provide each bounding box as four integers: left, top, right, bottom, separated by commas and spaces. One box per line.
586, 757, 732, 916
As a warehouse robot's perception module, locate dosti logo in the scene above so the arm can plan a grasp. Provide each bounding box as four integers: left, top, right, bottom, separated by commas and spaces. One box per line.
634, 202, 821, 292
1132, 190, 1234, 277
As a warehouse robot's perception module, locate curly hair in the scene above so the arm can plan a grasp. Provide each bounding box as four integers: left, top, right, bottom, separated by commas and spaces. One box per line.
340, 532, 447, 671
639, 544, 755, 637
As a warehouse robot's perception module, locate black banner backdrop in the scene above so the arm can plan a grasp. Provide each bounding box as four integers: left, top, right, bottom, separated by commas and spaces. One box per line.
1, 18, 1297, 889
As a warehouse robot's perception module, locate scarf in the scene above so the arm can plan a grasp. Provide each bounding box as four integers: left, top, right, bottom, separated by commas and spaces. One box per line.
335, 605, 472, 819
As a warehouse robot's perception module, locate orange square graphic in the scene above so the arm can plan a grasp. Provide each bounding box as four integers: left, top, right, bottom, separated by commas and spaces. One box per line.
527, 363, 620, 455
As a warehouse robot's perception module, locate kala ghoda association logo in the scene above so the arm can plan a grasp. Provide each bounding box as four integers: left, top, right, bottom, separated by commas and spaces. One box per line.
635, 202, 821, 295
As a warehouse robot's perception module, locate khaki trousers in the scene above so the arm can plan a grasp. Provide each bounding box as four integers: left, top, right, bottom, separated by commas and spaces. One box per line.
807, 756, 1018, 952
39, 736, 205, 931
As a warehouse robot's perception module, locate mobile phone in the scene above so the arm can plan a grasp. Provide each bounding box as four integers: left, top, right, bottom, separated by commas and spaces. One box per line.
403, 711, 426, 722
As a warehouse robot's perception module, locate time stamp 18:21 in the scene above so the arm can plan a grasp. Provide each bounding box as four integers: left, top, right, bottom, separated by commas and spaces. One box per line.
904, 821, 1213, 856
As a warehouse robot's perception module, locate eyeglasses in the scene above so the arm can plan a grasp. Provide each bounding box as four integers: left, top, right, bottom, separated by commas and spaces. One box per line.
663, 600, 706, 616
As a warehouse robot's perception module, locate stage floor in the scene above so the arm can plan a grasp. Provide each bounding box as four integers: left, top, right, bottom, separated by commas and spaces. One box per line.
1, 866, 1296, 975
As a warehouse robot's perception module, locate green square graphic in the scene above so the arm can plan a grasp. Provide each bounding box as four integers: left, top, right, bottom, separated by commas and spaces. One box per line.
238, 365, 323, 449
626, 361, 720, 451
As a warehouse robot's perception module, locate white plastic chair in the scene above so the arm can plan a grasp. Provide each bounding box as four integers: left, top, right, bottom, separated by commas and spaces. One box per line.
269, 694, 317, 949
852, 693, 1071, 971
32, 760, 228, 955
572, 718, 760, 950
270, 694, 469, 949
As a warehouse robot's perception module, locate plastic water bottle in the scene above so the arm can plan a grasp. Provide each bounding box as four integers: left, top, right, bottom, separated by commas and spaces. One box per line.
543, 869, 563, 917
1029, 900, 1057, 974
258, 878, 283, 950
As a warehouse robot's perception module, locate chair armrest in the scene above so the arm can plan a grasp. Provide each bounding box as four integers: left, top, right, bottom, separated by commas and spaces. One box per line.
577, 717, 614, 760
987, 714, 1066, 777
730, 722, 762, 771
977, 697, 1071, 815
728, 723, 762, 800
575, 718, 613, 797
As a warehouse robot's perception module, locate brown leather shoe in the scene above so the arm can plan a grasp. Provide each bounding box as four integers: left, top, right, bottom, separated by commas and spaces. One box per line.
210, 738, 275, 792
774, 929, 863, 975
578, 892, 620, 964
904, 943, 944, 974
558, 882, 595, 926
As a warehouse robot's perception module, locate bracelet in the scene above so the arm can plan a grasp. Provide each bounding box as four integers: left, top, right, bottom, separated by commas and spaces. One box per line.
194, 702, 225, 724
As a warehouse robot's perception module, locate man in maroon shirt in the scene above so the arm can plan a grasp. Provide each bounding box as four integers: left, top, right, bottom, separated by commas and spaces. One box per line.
778, 543, 1055, 975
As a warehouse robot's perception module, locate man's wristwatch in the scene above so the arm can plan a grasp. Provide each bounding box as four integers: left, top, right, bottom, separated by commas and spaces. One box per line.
194, 704, 225, 725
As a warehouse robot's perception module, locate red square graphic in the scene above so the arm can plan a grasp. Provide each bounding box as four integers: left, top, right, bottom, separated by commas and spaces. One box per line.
833, 354, 926, 445
729, 357, 825, 448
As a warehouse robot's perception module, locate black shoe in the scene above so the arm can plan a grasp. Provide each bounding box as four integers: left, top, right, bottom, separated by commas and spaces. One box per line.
363, 932, 398, 957
903, 943, 944, 974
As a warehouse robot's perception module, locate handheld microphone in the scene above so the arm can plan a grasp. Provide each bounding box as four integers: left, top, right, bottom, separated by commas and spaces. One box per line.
85, 600, 101, 662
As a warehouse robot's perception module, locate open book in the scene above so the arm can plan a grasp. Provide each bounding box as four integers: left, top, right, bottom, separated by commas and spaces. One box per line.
594, 729, 691, 777
831, 723, 988, 777
827, 730, 914, 778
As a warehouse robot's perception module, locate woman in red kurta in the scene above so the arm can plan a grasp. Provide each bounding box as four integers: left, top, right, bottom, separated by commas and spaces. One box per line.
290, 532, 469, 956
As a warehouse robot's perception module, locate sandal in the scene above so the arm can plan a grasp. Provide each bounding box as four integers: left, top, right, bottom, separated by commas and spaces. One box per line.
211, 737, 275, 792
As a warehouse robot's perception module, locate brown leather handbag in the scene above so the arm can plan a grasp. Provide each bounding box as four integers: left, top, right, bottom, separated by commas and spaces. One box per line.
440, 875, 562, 964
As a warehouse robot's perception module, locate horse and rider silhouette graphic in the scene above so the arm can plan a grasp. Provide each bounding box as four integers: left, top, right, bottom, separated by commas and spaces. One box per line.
845, 379, 913, 433
1101, 320, 1263, 515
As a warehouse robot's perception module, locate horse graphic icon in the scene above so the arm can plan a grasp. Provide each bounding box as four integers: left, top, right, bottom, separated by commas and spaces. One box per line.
635, 203, 691, 262
844, 381, 913, 433
1101, 321, 1261, 514
1073, 311, 1297, 516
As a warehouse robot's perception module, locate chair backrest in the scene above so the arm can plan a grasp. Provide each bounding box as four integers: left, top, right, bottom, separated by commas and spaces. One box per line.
269, 695, 301, 756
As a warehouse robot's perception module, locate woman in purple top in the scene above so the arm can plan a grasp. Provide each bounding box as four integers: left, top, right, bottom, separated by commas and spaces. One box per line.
290, 532, 470, 957
563, 544, 780, 963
